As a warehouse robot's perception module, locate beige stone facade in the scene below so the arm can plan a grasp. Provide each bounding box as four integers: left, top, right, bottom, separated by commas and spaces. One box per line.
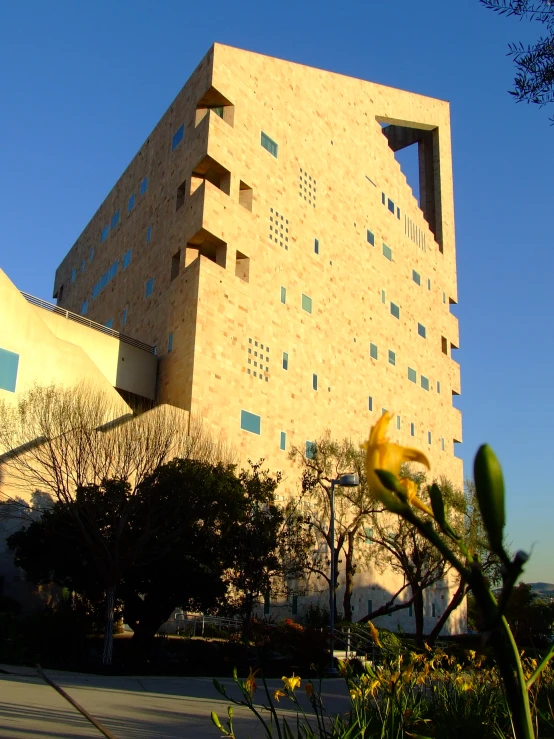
4, 45, 464, 632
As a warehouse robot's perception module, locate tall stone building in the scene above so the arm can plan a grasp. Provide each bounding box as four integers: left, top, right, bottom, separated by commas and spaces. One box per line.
5, 44, 463, 630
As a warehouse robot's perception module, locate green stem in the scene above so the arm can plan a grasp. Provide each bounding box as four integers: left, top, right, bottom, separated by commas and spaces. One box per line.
527, 642, 554, 690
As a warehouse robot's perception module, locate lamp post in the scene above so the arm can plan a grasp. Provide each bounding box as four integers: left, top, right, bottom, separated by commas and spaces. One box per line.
328, 472, 360, 676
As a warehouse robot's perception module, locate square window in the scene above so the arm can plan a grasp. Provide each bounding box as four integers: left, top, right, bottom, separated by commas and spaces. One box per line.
408, 367, 417, 383
314, 238, 319, 254
369, 343, 378, 360
282, 351, 288, 370
388, 198, 395, 214
410, 422, 415, 437
418, 323, 426, 338
412, 270, 421, 285
145, 277, 154, 298
421, 375, 430, 391
168, 332, 173, 352
122, 307, 127, 325
123, 249, 132, 269
0, 347, 20, 393
368, 396, 373, 411
261, 131, 278, 157
172, 123, 184, 151
111, 210, 120, 229
280, 431, 286, 451
312, 373, 318, 391
306, 441, 316, 459
280, 286, 286, 304
367, 229, 375, 246
146, 225, 152, 243
382, 243, 392, 261
301, 294, 312, 314
101, 225, 109, 243
388, 350, 396, 366
128, 193, 135, 212
241, 409, 261, 435
390, 302, 400, 319
140, 177, 148, 195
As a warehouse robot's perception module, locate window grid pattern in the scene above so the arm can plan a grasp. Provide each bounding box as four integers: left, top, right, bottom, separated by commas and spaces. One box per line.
246, 337, 270, 381
298, 167, 316, 207
268, 207, 289, 248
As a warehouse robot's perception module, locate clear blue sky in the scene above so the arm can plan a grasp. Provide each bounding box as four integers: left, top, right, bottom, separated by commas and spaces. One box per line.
1, 1, 552, 582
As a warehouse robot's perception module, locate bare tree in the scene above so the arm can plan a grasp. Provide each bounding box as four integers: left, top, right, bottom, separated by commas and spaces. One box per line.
0, 382, 235, 664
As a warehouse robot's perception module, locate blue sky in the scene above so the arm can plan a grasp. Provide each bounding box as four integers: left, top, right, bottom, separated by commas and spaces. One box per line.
1, 1, 552, 582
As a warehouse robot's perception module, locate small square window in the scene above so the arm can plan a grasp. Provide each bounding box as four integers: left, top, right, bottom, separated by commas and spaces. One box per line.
418, 323, 426, 338
241, 409, 261, 435
408, 367, 417, 383
145, 277, 154, 298
140, 177, 148, 195
101, 225, 109, 243
382, 243, 392, 261
410, 423, 415, 437
146, 225, 152, 243
370, 343, 378, 360
368, 396, 373, 411
261, 131, 278, 157
306, 441, 316, 459
280, 431, 287, 451
390, 302, 400, 319
412, 270, 421, 285
128, 193, 135, 212
301, 294, 312, 314
314, 238, 319, 254
312, 373, 318, 391
280, 286, 286, 304
172, 123, 184, 151
421, 375, 430, 391
282, 351, 288, 370
388, 350, 396, 366
111, 210, 120, 229
168, 332, 173, 352
388, 198, 395, 214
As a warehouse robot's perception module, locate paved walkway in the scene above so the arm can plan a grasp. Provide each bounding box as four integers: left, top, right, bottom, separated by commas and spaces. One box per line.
0, 665, 350, 738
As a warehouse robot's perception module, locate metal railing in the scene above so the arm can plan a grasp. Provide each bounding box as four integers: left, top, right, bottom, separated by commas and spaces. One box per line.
21, 292, 156, 354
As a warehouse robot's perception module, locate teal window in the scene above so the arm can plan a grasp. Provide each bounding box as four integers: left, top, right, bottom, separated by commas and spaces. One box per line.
123, 249, 132, 269
367, 599, 373, 615
441, 437, 445, 451
261, 131, 278, 157
396, 415, 401, 430
145, 278, 154, 298
282, 351, 288, 370
209, 106, 224, 118
408, 367, 417, 383
92, 282, 101, 299
390, 302, 400, 319
280, 431, 286, 451
264, 594, 270, 615
111, 210, 120, 229
432, 602, 436, 617
168, 332, 173, 352
314, 238, 319, 254
71, 268, 77, 283
388, 350, 396, 366
140, 177, 148, 195
89, 247, 95, 263
301, 294, 312, 314
241, 410, 261, 435
369, 343, 378, 360
368, 396, 373, 411
292, 595, 298, 615
146, 225, 152, 243
418, 323, 426, 338
128, 193, 135, 212
381, 290, 386, 304
101, 225, 109, 242
306, 441, 316, 459
105, 318, 113, 329
410, 422, 415, 437
383, 243, 392, 261
109, 260, 118, 280
0, 348, 19, 393
421, 375, 430, 391
122, 307, 127, 326
280, 286, 286, 304
427, 278, 431, 290
388, 198, 395, 214
153, 345, 157, 355
437, 381, 441, 394
428, 431, 432, 444
367, 229, 375, 246
172, 124, 184, 151
412, 270, 421, 285
312, 373, 318, 391
81, 299, 88, 316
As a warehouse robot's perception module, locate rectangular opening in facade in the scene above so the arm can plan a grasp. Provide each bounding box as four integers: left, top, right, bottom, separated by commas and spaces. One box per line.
195, 86, 235, 127
239, 181, 253, 211
171, 250, 180, 280
190, 155, 231, 196
235, 250, 250, 282
176, 179, 186, 211
186, 228, 227, 270
441, 336, 448, 355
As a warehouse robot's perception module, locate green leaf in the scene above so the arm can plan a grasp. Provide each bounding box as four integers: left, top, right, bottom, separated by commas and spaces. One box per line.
473, 444, 506, 557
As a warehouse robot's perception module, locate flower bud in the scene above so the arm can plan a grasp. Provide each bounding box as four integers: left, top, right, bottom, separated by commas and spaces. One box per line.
473, 444, 505, 557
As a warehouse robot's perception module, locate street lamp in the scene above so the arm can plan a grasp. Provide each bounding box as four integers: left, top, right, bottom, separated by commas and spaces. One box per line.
328, 472, 360, 676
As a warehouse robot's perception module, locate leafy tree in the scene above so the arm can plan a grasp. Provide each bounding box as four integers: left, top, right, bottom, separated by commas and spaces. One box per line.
481, 1, 554, 118
503, 582, 554, 645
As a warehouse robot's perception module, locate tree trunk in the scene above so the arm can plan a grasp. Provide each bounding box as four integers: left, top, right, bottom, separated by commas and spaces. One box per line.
342, 533, 356, 622
413, 587, 425, 646
426, 581, 467, 646
241, 593, 254, 643
102, 585, 116, 666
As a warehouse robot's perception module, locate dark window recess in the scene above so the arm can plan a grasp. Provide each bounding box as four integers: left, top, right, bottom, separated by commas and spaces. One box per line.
239, 181, 253, 211
235, 251, 250, 283
171, 250, 180, 280
195, 86, 235, 127
176, 179, 187, 211
190, 155, 231, 196
441, 336, 449, 355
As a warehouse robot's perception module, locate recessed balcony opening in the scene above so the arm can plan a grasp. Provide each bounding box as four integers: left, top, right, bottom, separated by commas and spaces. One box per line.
171, 250, 180, 280
185, 228, 227, 270
176, 179, 187, 211
239, 181, 253, 212
195, 86, 234, 127
441, 336, 449, 355
190, 155, 231, 196
235, 250, 250, 283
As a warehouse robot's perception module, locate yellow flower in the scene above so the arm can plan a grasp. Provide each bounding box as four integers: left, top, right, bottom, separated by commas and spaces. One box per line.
282, 674, 301, 691
245, 667, 259, 695
367, 620, 382, 647
273, 689, 286, 702
363, 412, 432, 515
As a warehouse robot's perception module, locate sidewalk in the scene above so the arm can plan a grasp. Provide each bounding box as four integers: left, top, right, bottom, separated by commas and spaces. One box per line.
0, 665, 349, 738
